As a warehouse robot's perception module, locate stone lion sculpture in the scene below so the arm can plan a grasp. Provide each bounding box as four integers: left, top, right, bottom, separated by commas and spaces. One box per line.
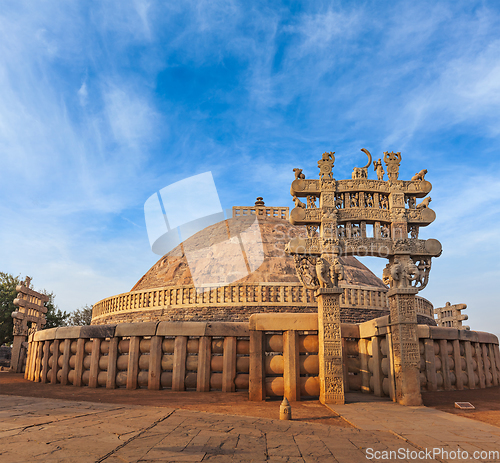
416, 197, 431, 209
292, 196, 306, 208
411, 169, 427, 181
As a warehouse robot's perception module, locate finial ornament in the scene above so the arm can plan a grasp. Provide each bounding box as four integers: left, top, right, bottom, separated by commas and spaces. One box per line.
317, 152, 335, 179
383, 151, 401, 182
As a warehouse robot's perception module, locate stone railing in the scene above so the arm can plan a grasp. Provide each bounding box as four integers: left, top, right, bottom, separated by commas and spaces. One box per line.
232, 206, 289, 220
25, 322, 250, 393
415, 295, 434, 319
355, 316, 500, 398
248, 313, 362, 401
24, 314, 500, 402
91, 283, 393, 323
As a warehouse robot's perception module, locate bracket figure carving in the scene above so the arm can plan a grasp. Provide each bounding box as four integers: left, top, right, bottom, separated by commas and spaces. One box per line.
294, 255, 319, 290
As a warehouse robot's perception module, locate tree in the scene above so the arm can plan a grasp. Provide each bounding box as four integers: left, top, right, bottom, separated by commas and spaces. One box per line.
0, 272, 21, 346
0, 273, 69, 345
68, 305, 93, 326
43, 291, 70, 329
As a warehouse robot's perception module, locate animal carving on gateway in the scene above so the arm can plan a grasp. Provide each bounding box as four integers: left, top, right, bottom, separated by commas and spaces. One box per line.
411, 169, 427, 181
352, 148, 373, 179
417, 197, 432, 209
292, 196, 306, 208
293, 168, 305, 180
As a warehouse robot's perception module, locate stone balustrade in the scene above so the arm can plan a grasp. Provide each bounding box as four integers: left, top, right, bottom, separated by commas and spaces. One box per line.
91, 283, 401, 324
25, 312, 497, 403
26, 322, 250, 393
232, 206, 289, 220
355, 316, 500, 398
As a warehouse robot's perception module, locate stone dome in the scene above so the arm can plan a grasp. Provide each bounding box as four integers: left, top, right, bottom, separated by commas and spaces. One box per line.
131, 215, 387, 292
92, 213, 431, 326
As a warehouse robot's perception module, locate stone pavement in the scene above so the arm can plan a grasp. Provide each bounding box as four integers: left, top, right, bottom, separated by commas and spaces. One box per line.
0, 393, 499, 462
328, 397, 500, 463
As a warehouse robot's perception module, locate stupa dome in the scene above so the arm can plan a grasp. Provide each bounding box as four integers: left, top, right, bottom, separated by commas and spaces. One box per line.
91, 202, 434, 325
131, 216, 387, 292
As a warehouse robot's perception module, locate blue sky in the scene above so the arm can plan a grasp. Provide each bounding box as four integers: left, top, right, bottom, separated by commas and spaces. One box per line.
1, 1, 499, 335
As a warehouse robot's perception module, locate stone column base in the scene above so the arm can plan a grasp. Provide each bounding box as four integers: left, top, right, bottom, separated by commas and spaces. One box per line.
388, 287, 422, 406
315, 287, 344, 405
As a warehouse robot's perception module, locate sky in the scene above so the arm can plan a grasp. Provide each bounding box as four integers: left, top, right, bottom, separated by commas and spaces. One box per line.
1, 1, 499, 335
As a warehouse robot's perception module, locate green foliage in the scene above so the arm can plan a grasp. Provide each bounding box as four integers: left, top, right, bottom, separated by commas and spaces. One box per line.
43, 291, 70, 329
0, 273, 69, 345
68, 305, 93, 326
0, 272, 21, 346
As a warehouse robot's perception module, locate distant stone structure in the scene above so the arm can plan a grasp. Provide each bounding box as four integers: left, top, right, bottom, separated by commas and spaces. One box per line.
435, 302, 469, 330
232, 197, 289, 220
10, 277, 48, 372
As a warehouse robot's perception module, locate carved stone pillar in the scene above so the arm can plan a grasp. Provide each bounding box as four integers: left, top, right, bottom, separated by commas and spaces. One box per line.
10, 335, 25, 373
388, 287, 422, 406
315, 287, 344, 404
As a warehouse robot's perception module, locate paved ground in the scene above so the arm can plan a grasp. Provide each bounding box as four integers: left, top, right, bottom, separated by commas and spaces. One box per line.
328, 400, 500, 463
1, 373, 500, 462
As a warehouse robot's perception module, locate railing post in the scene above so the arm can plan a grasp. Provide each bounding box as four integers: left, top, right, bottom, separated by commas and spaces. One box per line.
283, 330, 300, 401
249, 331, 265, 401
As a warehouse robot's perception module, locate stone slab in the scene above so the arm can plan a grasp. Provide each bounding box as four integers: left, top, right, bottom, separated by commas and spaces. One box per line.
340, 323, 359, 338
33, 328, 57, 342
428, 326, 459, 340
249, 313, 317, 331
156, 322, 207, 337
80, 324, 116, 339
358, 315, 390, 338
205, 322, 249, 337
55, 326, 82, 339
115, 322, 159, 337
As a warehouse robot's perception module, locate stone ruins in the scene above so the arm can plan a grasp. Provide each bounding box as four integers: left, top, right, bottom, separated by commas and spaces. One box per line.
10, 277, 48, 372
435, 302, 469, 330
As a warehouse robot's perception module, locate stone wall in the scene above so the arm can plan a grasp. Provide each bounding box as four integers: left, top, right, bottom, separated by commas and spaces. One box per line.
91, 305, 394, 326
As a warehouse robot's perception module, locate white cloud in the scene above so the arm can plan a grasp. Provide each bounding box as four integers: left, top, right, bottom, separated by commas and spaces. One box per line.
103, 83, 160, 150
78, 81, 88, 107
286, 8, 362, 55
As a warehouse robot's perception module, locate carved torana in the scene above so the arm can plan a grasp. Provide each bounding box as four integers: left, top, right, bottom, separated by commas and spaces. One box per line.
10, 277, 49, 373
287, 147, 441, 406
